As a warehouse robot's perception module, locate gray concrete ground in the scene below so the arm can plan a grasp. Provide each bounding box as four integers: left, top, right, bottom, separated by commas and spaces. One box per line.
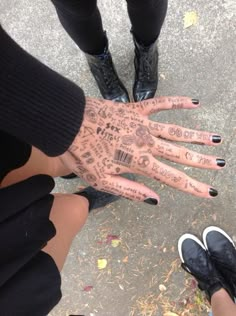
1, 0, 236, 315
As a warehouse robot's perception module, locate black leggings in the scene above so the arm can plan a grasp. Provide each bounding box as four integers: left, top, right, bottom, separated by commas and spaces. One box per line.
51, 0, 168, 54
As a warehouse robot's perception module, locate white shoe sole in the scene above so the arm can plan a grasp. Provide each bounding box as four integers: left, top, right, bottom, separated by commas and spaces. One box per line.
202, 226, 236, 251
178, 233, 206, 264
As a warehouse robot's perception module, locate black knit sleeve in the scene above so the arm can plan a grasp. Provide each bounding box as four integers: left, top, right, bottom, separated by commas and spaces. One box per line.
0, 25, 86, 157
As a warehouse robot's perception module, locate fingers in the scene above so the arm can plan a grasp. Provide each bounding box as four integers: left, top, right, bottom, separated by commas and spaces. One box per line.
150, 137, 225, 170
148, 121, 222, 146
128, 96, 200, 116
133, 154, 218, 198
96, 175, 160, 205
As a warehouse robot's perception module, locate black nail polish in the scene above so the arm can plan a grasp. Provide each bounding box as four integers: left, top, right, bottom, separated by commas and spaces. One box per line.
192, 99, 199, 105
212, 135, 221, 143
144, 198, 158, 205
209, 188, 218, 197
216, 159, 226, 167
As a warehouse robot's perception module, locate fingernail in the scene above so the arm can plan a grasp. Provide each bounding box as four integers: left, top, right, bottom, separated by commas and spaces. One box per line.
209, 188, 218, 197
216, 158, 226, 167
192, 99, 199, 105
144, 197, 158, 205
212, 135, 221, 143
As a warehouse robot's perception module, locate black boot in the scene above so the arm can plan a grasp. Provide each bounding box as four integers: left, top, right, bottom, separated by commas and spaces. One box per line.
85, 38, 130, 103
75, 186, 120, 211
132, 34, 158, 102
74, 174, 135, 211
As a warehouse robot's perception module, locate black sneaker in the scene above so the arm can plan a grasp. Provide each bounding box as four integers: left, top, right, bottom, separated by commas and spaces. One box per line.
203, 226, 236, 298
178, 233, 234, 302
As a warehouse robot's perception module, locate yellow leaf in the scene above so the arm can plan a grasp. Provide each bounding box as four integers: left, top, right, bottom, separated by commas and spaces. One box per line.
97, 259, 107, 270
184, 11, 198, 28
111, 239, 121, 248
164, 312, 179, 316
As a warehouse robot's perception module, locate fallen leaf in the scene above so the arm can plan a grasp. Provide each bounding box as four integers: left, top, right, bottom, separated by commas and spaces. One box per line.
159, 284, 167, 292
122, 256, 129, 263
160, 73, 166, 80
83, 285, 93, 292
111, 239, 121, 248
181, 298, 188, 306
97, 258, 108, 270
184, 11, 198, 28
212, 213, 217, 221
190, 279, 197, 289
106, 234, 120, 244
119, 284, 124, 290
164, 312, 179, 316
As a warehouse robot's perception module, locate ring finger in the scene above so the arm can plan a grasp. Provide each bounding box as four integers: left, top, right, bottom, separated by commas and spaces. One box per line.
150, 137, 226, 170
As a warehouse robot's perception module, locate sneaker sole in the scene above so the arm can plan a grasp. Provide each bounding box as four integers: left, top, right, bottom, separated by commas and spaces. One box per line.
178, 233, 206, 264
202, 226, 236, 251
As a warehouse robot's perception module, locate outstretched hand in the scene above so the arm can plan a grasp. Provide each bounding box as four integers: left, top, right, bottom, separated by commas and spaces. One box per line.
60, 97, 224, 204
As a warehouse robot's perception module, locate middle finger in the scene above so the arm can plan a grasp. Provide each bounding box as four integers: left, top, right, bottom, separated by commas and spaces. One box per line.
148, 121, 222, 146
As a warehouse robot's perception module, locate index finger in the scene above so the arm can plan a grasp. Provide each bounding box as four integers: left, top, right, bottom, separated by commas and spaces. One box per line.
127, 96, 200, 116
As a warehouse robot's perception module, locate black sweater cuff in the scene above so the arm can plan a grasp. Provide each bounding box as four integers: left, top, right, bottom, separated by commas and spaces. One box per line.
0, 26, 86, 156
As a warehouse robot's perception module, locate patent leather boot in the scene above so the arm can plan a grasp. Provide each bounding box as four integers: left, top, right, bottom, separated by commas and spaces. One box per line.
133, 34, 158, 102
86, 40, 130, 103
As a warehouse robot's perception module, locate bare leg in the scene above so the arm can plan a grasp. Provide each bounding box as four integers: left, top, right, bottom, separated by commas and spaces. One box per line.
1, 146, 71, 187
42, 193, 88, 271
211, 289, 236, 316
1, 146, 89, 271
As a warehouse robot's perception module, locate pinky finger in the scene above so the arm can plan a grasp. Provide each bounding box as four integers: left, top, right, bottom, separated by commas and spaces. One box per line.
98, 175, 160, 205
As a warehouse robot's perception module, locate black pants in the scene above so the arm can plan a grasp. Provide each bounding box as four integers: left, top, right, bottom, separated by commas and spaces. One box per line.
51, 0, 168, 54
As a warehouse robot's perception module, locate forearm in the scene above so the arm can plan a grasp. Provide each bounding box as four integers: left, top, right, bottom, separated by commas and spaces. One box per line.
0, 25, 85, 156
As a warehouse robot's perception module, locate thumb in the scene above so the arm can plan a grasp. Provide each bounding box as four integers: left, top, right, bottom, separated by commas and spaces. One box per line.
99, 174, 160, 205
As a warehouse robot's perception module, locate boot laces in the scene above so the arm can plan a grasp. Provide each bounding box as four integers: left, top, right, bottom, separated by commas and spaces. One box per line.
101, 56, 119, 90
139, 50, 154, 81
